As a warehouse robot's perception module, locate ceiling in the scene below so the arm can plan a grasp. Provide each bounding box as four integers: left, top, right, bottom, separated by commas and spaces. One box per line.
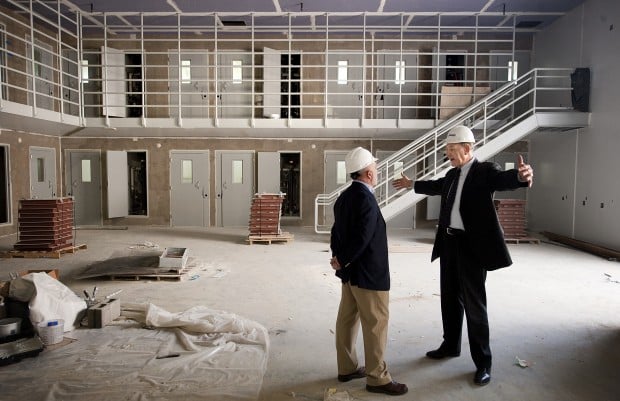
9, 0, 588, 30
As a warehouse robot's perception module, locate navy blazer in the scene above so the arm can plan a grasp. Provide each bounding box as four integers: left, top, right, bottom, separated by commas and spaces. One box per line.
330, 181, 390, 291
414, 159, 529, 271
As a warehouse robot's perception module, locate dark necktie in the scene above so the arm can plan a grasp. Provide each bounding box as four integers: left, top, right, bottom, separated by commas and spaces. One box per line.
439, 168, 461, 228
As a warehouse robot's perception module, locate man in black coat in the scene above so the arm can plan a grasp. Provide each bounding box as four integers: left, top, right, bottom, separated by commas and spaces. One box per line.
393, 125, 534, 386
330, 147, 408, 396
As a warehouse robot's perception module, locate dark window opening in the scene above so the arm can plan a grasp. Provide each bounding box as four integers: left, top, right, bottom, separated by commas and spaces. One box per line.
128, 151, 147, 216
126, 53, 143, 117
280, 152, 300, 217
0, 146, 9, 223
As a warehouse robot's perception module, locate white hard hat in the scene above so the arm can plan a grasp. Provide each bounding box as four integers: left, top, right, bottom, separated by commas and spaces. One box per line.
446, 125, 475, 144
345, 147, 378, 174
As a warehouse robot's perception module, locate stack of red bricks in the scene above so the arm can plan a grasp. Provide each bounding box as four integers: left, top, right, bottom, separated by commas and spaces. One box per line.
248, 193, 284, 236
14, 197, 74, 251
494, 199, 527, 239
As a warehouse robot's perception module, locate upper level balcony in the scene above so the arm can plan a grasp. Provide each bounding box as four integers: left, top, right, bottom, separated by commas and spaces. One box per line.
0, 5, 573, 139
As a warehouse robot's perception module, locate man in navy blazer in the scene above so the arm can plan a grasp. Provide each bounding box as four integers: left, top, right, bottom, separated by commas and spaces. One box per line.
330, 147, 408, 396
393, 125, 534, 386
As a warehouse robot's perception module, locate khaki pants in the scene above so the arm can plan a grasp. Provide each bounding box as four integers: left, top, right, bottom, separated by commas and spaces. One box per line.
335, 282, 391, 386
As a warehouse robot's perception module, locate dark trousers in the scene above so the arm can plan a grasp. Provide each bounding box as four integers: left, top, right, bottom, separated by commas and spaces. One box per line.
439, 231, 492, 369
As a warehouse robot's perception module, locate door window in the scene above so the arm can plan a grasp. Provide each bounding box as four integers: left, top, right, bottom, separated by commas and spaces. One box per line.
232, 160, 243, 184
81, 159, 92, 182
37, 158, 45, 182
182, 159, 193, 183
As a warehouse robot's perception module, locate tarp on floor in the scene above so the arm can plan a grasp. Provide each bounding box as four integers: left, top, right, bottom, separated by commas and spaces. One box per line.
0, 302, 270, 401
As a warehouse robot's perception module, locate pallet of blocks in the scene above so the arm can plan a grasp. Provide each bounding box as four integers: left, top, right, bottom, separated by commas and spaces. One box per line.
2, 197, 87, 258
247, 193, 294, 244
494, 199, 539, 244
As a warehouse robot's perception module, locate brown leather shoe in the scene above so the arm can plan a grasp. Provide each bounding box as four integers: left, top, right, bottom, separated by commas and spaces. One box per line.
366, 381, 408, 396
337, 367, 366, 382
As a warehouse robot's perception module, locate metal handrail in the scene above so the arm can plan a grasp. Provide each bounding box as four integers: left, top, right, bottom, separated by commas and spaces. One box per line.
314, 67, 576, 233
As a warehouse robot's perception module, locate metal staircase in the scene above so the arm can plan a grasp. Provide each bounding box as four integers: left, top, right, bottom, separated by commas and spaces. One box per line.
315, 68, 591, 233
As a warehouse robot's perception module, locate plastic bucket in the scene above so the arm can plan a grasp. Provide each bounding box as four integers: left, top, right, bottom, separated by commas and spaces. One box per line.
38, 319, 64, 345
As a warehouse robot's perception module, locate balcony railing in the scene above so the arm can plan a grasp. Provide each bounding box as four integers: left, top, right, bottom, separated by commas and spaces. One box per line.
0, 3, 539, 128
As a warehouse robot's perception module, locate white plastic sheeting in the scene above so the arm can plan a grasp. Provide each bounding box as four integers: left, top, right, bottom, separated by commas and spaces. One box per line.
8, 272, 87, 332
0, 303, 270, 401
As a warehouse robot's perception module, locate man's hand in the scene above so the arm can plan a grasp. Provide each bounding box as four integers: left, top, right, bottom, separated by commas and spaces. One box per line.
392, 173, 413, 190
330, 256, 341, 271
517, 154, 534, 187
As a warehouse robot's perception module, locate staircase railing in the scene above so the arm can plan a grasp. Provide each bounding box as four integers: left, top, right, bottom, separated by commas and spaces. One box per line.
315, 67, 579, 233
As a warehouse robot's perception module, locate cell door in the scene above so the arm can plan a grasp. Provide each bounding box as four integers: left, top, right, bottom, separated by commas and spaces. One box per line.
29, 147, 56, 199
217, 151, 254, 227
323, 151, 349, 228
101, 46, 126, 118
170, 151, 209, 227
376, 52, 418, 119
169, 52, 209, 118
67, 151, 102, 226
327, 52, 364, 118
217, 52, 253, 118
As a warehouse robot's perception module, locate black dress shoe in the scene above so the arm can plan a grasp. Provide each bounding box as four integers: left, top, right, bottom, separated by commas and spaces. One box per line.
337, 367, 366, 382
474, 367, 491, 386
366, 381, 408, 396
426, 347, 460, 360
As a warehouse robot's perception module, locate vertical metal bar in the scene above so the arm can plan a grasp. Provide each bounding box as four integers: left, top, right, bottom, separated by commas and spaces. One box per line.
214, 13, 218, 124
287, 13, 292, 126
103, 13, 109, 126
533, 69, 538, 113
29, 0, 37, 114
77, 9, 84, 125
398, 13, 403, 123
176, 13, 181, 124
251, 13, 255, 126
361, 13, 367, 125
473, 15, 478, 106
140, 12, 145, 122
324, 13, 328, 126
510, 15, 516, 119
57, 0, 64, 117
434, 14, 441, 125
370, 32, 375, 119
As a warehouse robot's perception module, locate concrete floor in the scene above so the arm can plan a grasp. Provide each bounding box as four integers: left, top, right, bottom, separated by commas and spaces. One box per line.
0, 226, 619, 401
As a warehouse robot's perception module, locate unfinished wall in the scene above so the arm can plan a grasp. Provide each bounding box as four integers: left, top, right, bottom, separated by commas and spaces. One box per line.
531, 0, 620, 249
0, 129, 62, 238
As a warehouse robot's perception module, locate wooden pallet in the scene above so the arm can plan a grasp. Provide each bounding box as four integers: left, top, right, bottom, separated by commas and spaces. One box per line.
105, 266, 193, 281
0, 244, 87, 259
505, 237, 540, 244
247, 232, 294, 245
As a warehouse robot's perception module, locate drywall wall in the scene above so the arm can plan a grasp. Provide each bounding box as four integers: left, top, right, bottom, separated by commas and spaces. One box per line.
531, 0, 620, 249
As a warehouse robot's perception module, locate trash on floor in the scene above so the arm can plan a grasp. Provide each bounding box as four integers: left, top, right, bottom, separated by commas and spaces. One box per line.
515, 356, 530, 368
129, 240, 159, 249
604, 273, 620, 284
324, 388, 352, 401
